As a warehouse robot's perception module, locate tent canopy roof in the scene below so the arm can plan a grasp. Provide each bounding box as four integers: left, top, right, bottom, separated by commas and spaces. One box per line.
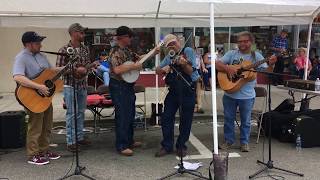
0, 0, 319, 28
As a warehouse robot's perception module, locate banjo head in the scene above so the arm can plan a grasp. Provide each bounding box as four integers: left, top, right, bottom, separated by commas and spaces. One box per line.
121, 61, 140, 83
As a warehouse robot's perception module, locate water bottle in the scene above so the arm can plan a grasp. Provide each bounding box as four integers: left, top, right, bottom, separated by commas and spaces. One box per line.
315, 78, 320, 91
296, 134, 302, 152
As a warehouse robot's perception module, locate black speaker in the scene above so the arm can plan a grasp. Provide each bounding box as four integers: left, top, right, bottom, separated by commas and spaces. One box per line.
274, 98, 295, 113
0, 111, 26, 148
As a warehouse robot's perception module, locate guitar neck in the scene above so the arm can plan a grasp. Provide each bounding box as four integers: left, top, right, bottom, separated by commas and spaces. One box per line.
245, 58, 269, 70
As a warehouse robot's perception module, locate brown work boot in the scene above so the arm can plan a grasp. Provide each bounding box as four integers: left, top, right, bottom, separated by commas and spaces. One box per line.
78, 139, 91, 146
240, 144, 250, 152
176, 149, 187, 157
119, 148, 133, 156
219, 142, 233, 151
130, 141, 142, 149
155, 148, 172, 157
67, 144, 79, 153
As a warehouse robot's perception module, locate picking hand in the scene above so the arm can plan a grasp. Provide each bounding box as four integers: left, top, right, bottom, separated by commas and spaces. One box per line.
268, 55, 277, 65
225, 65, 237, 78
37, 84, 49, 96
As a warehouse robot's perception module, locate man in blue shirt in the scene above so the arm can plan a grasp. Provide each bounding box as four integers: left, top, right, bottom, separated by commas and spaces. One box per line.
155, 34, 199, 157
95, 52, 110, 86
271, 29, 289, 85
13, 31, 62, 165
216, 31, 276, 152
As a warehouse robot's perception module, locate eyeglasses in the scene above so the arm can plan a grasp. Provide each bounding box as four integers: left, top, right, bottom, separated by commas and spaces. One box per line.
237, 40, 250, 44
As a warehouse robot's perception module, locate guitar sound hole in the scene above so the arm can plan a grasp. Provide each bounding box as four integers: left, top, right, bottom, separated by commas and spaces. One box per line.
36, 80, 56, 97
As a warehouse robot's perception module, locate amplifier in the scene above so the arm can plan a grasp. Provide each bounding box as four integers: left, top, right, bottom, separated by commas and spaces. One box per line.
284, 79, 315, 91
0, 111, 26, 148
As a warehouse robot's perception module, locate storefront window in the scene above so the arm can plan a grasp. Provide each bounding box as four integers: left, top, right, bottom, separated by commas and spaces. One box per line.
85, 28, 155, 71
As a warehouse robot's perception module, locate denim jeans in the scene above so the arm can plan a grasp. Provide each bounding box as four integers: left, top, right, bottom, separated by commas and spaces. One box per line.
109, 78, 136, 152
96, 66, 110, 86
160, 85, 196, 152
223, 95, 255, 145
63, 86, 87, 145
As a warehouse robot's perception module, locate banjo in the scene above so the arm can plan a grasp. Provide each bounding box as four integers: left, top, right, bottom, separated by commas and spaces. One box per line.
121, 42, 163, 83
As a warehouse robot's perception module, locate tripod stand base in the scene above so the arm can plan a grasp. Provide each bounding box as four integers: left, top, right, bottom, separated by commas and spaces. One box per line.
59, 166, 95, 180
249, 160, 304, 179
158, 165, 209, 180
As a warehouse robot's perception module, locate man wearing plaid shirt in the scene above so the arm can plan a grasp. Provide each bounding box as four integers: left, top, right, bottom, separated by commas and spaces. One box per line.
271, 29, 289, 85
56, 23, 92, 152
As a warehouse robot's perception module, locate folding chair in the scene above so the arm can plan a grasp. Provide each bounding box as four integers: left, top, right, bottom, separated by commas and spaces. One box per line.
254, 86, 268, 143
134, 85, 147, 131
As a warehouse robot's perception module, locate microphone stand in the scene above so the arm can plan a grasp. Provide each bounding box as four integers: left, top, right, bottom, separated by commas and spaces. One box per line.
245, 69, 304, 179
58, 56, 95, 180
159, 64, 208, 180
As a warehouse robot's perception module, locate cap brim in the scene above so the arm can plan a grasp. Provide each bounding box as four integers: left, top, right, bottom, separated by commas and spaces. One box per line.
35, 36, 46, 42
165, 39, 177, 47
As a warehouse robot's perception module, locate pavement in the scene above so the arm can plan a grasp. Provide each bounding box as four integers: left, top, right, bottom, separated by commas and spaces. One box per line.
0, 85, 320, 180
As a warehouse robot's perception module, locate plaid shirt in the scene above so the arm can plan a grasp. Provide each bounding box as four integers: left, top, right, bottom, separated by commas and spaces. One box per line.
108, 46, 138, 81
56, 41, 90, 88
271, 35, 288, 52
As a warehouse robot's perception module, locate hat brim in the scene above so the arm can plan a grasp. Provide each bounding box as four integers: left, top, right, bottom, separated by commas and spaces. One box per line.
34, 36, 46, 42
165, 39, 177, 47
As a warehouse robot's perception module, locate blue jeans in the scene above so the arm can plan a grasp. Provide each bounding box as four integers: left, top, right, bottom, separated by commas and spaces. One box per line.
63, 86, 87, 145
160, 86, 196, 152
109, 78, 136, 152
96, 66, 110, 86
223, 95, 255, 145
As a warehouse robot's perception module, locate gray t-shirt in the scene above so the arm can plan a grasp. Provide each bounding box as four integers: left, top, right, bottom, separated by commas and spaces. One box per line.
13, 48, 52, 79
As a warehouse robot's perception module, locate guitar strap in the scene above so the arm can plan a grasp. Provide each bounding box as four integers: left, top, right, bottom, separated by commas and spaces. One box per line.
251, 50, 257, 64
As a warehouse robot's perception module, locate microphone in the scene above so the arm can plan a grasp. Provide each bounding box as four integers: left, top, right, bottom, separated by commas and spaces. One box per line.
40, 50, 70, 57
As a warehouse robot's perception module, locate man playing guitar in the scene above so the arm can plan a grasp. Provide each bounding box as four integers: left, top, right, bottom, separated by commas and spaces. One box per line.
108, 26, 158, 156
13, 31, 61, 165
216, 31, 276, 152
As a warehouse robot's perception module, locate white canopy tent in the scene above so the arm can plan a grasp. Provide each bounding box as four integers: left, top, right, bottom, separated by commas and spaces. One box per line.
0, 0, 320, 28
1, 0, 320, 154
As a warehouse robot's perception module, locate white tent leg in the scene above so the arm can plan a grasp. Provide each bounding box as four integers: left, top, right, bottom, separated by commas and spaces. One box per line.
155, 26, 160, 125
228, 26, 231, 51
210, 2, 219, 155
304, 22, 312, 80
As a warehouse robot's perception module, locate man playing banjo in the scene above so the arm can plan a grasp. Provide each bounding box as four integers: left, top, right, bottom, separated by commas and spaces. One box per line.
108, 26, 159, 156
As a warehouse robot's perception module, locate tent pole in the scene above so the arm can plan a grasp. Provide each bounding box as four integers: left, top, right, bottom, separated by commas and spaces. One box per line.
210, 2, 218, 155
155, 26, 160, 125
228, 26, 231, 51
304, 21, 312, 80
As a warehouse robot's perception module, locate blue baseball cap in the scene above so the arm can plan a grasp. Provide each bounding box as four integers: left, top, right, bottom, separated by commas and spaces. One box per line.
22, 31, 46, 44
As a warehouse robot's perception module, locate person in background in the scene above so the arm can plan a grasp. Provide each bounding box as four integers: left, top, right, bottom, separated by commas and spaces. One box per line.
309, 56, 320, 80
293, 47, 312, 79
203, 45, 212, 91
194, 47, 207, 113
270, 29, 289, 85
95, 51, 110, 86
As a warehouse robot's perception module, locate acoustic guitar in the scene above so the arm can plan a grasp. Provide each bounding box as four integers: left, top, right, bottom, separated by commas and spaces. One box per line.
218, 55, 276, 93
15, 57, 78, 113
121, 42, 163, 83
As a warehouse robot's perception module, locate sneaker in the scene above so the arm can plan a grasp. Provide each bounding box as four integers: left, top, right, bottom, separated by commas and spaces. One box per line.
155, 148, 172, 157
219, 142, 233, 151
119, 148, 133, 156
27, 155, 49, 165
176, 149, 187, 157
240, 144, 250, 152
45, 151, 61, 160
78, 139, 91, 146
